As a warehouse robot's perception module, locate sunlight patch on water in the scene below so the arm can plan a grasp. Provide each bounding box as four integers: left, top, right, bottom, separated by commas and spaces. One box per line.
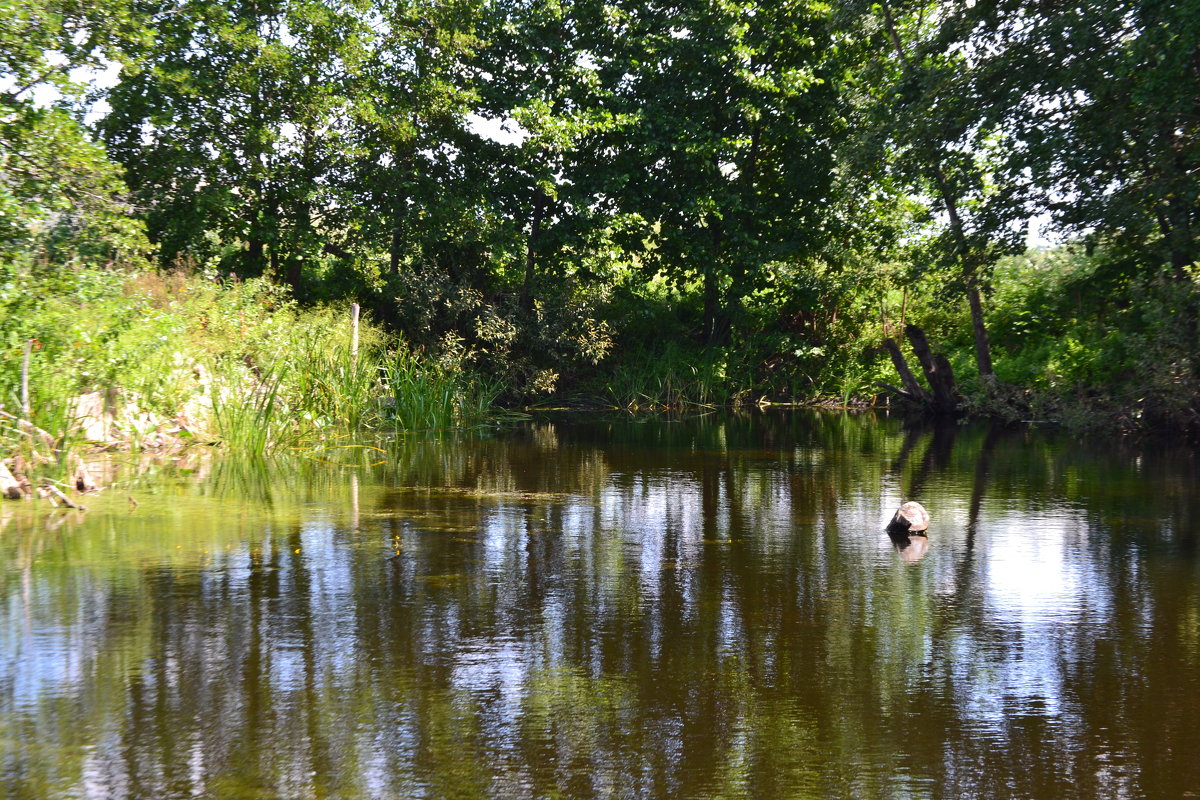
984, 510, 1110, 625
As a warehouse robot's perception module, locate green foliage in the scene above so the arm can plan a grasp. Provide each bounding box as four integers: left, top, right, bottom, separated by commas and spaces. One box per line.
601, 341, 734, 410
899, 244, 1200, 430
5, 0, 1199, 437
0, 0, 152, 268
951, 0, 1200, 271
0, 262, 503, 454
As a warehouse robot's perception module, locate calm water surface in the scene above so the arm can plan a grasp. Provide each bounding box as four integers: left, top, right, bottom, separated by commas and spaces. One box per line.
2, 412, 1199, 799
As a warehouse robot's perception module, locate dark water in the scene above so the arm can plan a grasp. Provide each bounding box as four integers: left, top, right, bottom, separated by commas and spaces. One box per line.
2, 412, 1199, 800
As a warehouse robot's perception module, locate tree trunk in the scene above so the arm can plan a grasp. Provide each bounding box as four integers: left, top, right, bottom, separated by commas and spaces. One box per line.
702, 226, 731, 345
246, 233, 265, 276
702, 270, 731, 346
520, 193, 545, 313
882, 337, 930, 401
936, 171, 995, 380
703, 269, 720, 344
905, 324, 957, 413
389, 144, 410, 276
285, 255, 301, 292
967, 285, 994, 379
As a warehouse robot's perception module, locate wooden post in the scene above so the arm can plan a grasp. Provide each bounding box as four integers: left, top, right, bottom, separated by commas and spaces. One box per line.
21, 339, 32, 417
350, 303, 360, 365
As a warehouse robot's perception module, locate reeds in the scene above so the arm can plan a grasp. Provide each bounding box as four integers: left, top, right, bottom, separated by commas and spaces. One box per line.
602, 342, 734, 409
382, 348, 499, 433
208, 338, 502, 455
209, 360, 292, 456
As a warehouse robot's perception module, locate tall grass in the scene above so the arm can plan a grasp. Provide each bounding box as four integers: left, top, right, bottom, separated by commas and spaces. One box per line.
1, 264, 505, 461
602, 342, 734, 409
383, 348, 499, 432
285, 312, 383, 434
209, 361, 292, 456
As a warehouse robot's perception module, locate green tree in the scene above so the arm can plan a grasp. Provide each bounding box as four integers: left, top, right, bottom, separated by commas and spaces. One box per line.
334, 0, 481, 283
101, 0, 365, 286
839, 0, 1035, 382
952, 0, 1200, 277
0, 0, 148, 265
590, 0, 843, 345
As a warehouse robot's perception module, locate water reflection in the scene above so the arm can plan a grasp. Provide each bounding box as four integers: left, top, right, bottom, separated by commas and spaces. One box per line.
887, 529, 930, 562
2, 412, 1199, 799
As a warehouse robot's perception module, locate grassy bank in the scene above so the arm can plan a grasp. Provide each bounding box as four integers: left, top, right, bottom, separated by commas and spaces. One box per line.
0, 263, 498, 488
901, 248, 1200, 434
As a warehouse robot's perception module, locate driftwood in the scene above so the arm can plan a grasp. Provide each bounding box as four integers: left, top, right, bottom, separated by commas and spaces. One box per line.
38, 481, 87, 511
0, 407, 58, 455
874, 380, 918, 401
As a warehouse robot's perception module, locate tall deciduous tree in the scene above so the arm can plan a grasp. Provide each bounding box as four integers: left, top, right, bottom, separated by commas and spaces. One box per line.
0, 0, 148, 264
338, 0, 481, 282
951, 0, 1200, 276
470, 0, 645, 319
591, 0, 842, 345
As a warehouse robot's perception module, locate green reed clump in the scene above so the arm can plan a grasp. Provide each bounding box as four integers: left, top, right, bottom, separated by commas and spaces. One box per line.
383, 347, 499, 432
279, 309, 386, 434
601, 341, 736, 409
209, 361, 292, 456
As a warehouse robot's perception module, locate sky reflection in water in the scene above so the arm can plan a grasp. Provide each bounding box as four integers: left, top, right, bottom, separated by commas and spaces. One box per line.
1, 412, 1198, 799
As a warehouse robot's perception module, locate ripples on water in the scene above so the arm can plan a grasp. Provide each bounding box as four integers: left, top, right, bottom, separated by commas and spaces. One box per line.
1, 412, 1198, 799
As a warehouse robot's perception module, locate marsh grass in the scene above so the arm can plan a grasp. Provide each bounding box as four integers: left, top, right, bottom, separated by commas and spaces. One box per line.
210, 361, 292, 456
383, 348, 499, 432
208, 336, 501, 454
602, 342, 733, 409
285, 313, 385, 434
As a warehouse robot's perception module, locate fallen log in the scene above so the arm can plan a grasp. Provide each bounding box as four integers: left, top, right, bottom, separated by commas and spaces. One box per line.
0, 407, 59, 455
882, 338, 930, 402
874, 381, 920, 402
38, 481, 87, 511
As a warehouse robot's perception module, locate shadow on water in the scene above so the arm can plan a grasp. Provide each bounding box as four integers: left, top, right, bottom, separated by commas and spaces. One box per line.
2, 410, 1200, 799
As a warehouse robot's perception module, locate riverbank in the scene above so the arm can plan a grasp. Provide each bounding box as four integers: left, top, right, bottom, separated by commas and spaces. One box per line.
1, 264, 500, 495
4, 251, 1197, 504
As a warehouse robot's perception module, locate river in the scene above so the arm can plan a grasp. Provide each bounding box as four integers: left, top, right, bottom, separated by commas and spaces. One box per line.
2, 411, 1198, 799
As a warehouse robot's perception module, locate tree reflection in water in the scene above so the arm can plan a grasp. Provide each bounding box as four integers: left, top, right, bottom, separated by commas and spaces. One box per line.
1, 412, 1198, 799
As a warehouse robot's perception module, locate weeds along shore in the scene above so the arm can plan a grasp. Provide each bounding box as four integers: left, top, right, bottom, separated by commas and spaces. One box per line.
1, 265, 498, 499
